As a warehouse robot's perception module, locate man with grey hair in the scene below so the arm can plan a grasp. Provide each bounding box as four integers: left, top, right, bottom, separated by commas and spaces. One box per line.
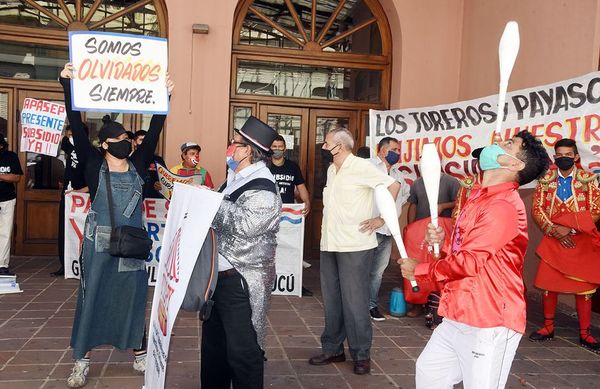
309, 128, 400, 375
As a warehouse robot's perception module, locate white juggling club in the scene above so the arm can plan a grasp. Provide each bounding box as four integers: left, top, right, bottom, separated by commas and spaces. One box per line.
495, 21, 520, 138
374, 184, 419, 292
420, 144, 442, 257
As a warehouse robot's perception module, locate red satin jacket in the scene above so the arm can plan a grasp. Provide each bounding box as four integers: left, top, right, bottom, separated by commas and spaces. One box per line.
415, 181, 528, 334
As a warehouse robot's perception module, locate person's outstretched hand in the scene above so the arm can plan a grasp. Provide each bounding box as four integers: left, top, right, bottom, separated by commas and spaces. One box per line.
61, 63, 74, 79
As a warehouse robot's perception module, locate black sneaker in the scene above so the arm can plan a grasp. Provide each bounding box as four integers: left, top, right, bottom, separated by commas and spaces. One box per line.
50, 268, 65, 277
0, 267, 14, 276
370, 307, 386, 322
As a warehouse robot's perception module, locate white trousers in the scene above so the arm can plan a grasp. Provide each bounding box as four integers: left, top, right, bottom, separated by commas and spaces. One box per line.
0, 199, 16, 268
416, 319, 521, 389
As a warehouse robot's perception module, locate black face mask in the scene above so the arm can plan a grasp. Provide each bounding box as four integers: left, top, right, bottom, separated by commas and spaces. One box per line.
555, 156, 575, 171
106, 139, 132, 160
321, 144, 340, 164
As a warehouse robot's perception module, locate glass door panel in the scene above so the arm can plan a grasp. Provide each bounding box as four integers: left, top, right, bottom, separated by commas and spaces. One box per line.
306, 109, 357, 254
259, 105, 308, 175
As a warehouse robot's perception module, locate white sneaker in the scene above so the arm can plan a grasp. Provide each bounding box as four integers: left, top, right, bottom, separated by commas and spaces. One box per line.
133, 354, 146, 373
66, 359, 89, 388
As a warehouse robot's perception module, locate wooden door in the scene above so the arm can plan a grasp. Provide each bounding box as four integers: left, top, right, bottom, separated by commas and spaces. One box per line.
306, 109, 357, 256
15, 89, 65, 256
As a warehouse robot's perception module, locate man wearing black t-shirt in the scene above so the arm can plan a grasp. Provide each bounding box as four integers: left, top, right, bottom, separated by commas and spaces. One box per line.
269, 135, 311, 212
269, 135, 312, 296
0, 136, 23, 276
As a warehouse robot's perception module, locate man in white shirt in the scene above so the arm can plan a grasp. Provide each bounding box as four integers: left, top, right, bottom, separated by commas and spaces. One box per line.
359, 137, 410, 321
308, 128, 400, 375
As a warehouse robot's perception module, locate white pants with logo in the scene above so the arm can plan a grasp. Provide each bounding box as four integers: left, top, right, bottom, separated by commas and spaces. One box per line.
0, 199, 16, 268
416, 318, 521, 389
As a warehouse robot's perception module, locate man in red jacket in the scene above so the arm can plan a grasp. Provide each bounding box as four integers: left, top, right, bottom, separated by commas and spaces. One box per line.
401, 131, 549, 389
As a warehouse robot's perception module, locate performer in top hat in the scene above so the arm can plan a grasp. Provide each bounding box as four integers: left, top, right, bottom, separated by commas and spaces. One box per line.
401, 131, 549, 389
202, 116, 281, 389
528, 138, 600, 352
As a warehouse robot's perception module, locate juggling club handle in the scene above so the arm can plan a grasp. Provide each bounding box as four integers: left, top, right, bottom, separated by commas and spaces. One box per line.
395, 234, 421, 293
410, 280, 420, 293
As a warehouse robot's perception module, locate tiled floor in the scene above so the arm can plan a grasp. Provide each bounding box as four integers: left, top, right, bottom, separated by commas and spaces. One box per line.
1, 256, 600, 389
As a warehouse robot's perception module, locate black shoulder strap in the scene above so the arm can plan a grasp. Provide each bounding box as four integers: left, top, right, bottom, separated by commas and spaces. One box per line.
227, 178, 276, 203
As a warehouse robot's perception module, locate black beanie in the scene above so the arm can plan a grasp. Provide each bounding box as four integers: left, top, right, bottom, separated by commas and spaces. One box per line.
98, 121, 126, 143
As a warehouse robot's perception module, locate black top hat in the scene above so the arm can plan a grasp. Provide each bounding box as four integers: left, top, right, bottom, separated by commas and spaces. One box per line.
236, 116, 278, 154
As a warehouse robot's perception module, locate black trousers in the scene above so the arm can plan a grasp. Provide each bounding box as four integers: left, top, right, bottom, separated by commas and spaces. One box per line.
201, 272, 264, 389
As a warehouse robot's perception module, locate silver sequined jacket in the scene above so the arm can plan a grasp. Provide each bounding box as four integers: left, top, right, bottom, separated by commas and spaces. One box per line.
212, 188, 281, 349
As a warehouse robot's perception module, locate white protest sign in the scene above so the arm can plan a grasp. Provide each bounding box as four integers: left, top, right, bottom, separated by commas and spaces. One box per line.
145, 183, 223, 389
272, 204, 304, 297
142, 198, 168, 286
64, 192, 91, 279
19, 98, 66, 156
68, 31, 169, 114
64, 193, 168, 286
156, 162, 204, 200
370, 71, 600, 187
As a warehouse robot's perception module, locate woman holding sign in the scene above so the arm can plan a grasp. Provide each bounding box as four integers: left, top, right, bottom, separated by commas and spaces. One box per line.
60, 63, 174, 388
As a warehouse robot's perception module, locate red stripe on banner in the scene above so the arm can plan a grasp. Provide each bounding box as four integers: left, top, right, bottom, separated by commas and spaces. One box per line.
281, 207, 303, 215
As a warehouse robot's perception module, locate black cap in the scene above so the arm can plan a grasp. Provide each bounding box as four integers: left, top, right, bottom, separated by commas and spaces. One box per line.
236, 116, 278, 154
472, 147, 483, 159
98, 121, 126, 143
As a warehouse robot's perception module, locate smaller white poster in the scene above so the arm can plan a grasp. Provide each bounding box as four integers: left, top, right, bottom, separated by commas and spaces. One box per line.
68, 31, 169, 114
143, 198, 169, 286
145, 183, 223, 389
19, 98, 66, 156
64, 192, 91, 279
272, 203, 305, 297
156, 162, 204, 200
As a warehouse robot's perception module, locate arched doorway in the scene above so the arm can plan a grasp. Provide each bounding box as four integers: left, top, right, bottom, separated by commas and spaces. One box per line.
230, 0, 393, 254
0, 0, 168, 256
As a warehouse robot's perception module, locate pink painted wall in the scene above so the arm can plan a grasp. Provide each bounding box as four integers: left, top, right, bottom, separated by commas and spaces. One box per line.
380, 0, 464, 108
164, 0, 237, 185
459, 0, 600, 100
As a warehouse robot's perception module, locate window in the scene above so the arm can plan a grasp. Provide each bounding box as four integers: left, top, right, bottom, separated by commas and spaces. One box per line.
0, 1, 165, 36
233, 0, 391, 109
238, 0, 384, 55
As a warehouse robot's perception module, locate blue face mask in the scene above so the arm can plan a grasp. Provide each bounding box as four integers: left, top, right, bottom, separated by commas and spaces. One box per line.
479, 144, 521, 171
226, 157, 239, 171
385, 150, 400, 165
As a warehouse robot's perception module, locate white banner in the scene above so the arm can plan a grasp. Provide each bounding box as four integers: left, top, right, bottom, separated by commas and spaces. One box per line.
145, 183, 223, 389
68, 31, 169, 114
64, 193, 168, 286
272, 204, 305, 297
19, 98, 66, 156
370, 71, 600, 186
64, 192, 90, 279
142, 198, 168, 286
156, 162, 204, 200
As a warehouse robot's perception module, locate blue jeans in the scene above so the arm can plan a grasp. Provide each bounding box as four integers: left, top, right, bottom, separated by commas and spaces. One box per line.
369, 233, 392, 310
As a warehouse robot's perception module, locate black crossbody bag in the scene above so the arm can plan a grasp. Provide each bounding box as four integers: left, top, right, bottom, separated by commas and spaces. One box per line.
104, 169, 153, 260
